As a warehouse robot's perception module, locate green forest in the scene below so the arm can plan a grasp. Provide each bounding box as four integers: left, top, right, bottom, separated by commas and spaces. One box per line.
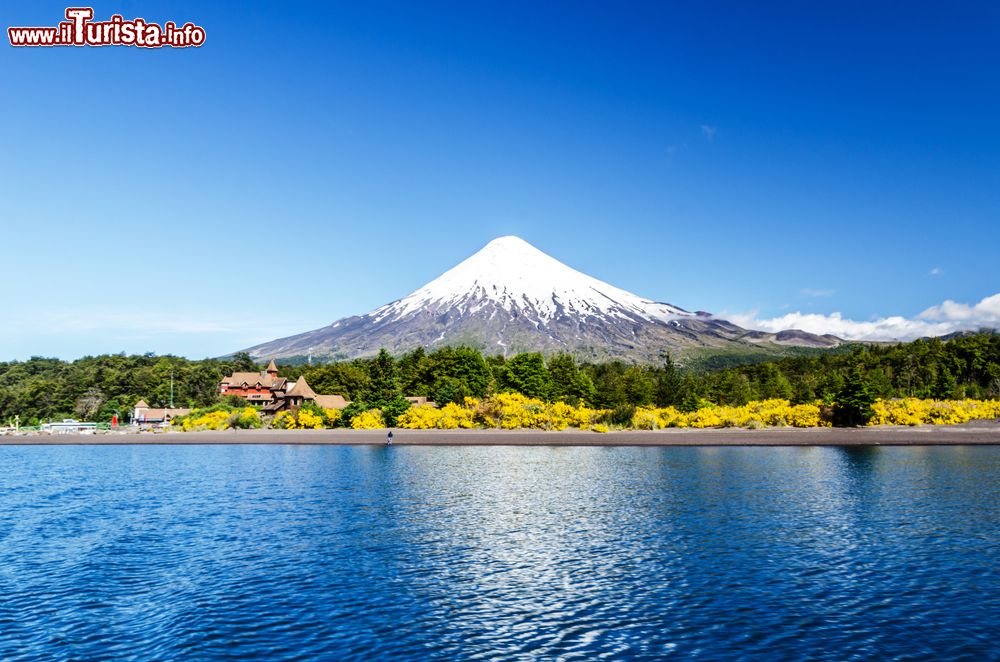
2, 332, 999, 426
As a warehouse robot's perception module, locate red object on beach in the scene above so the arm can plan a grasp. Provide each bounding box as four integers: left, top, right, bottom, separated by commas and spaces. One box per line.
111, 414, 118, 427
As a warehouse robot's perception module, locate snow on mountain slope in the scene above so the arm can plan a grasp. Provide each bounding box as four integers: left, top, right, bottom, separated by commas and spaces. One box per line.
371, 236, 690, 324
243, 236, 841, 362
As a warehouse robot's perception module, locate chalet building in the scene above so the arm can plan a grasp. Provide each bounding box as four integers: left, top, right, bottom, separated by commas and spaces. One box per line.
220, 359, 350, 415
219, 359, 287, 404
278, 375, 317, 410
261, 376, 352, 414
133, 400, 191, 425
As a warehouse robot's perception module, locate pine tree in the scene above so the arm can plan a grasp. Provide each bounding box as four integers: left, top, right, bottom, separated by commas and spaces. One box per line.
548, 353, 595, 404
499, 353, 551, 400
932, 366, 958, 400
654, 353, 684, 407
364, 349, 401, 407
832, 365, 875, 427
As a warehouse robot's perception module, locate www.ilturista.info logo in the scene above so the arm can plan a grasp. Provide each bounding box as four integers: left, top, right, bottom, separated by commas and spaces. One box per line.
8, 7, 205, 48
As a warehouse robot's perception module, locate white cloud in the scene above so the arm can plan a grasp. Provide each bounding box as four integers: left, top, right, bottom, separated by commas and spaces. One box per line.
700, 124, 717, 141
930, 267, 943, 276
723, 292, 1000, 341
800, 288, 835, 297
918, 293, 1000, 323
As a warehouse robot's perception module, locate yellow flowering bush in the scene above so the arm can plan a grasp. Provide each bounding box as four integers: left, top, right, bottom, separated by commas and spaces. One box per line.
633, 407, 683, 429
296, 409, 324, 429
181, 396, 999, 433
181, 410, 230, 431
633, 400, 828, 429
234, 407, 262, 429
270, 406, 344, 429
272, 411, 297, 430
870, 398, 927, 426
397, 393, 608, 431
687, 408, 725, 428
787, 403, 823, 428
399, 400, 493, 429
493, 393, 549, 429
630, 398, 1000, 430
438, 402, 476, 429
271, 410, 314, 429
397, 405, 442, 429
323, 408, 342, 427
547, 401, 605, 430
351, 408, 386, 429
482, 393, 607, 430
176, 406, 261, 431
871, 398, 1000, 426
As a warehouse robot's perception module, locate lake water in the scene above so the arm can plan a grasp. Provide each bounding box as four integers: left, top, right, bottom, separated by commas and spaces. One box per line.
0, 445, 997, 660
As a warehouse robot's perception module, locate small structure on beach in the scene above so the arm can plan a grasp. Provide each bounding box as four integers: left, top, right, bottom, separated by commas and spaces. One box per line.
41, 419, 98, 434
405, 396, 437, 408
133, 400, 192, 425
315, 394, 350, 409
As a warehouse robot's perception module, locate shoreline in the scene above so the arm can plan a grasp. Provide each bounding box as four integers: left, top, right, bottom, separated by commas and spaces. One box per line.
2, 421, 999, 446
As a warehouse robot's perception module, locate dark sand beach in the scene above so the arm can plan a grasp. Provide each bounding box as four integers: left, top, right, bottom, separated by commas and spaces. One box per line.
3, 421, 999, 445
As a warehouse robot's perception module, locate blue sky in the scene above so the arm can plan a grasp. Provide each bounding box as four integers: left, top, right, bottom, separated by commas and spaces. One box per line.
2, 1, 998, 360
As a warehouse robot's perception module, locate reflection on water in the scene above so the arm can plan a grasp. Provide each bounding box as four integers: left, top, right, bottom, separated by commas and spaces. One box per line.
0, 445, 997, 660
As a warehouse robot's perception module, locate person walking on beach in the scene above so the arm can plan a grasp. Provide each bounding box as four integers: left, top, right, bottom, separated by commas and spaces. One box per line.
386, 430, 393, 446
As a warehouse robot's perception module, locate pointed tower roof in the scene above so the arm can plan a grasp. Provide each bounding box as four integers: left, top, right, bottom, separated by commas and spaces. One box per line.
135, 399, 149, 409
265, 359, 278, 374
285, 375, 317, 399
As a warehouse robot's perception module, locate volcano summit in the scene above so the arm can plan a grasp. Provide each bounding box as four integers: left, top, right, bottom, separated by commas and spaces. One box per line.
243, 236, 840, 362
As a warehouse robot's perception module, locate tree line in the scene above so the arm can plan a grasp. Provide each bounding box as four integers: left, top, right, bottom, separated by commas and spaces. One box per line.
2, 332, 998, 426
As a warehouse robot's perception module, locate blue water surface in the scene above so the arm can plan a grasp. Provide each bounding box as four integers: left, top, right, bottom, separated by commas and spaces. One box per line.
0, 445, 997, 660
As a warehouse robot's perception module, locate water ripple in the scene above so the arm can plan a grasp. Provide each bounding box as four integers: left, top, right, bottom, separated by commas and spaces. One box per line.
0, 445, 998, 660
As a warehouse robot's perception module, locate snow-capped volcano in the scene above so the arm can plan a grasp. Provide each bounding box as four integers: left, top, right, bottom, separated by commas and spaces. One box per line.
371, 236, 690, 325
244, 236, 840, 362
